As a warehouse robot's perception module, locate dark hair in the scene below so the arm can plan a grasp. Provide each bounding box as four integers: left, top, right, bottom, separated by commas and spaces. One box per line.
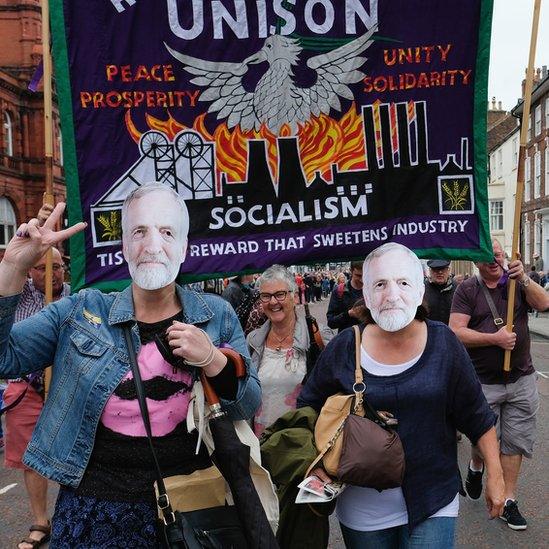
350, 260, 363, 272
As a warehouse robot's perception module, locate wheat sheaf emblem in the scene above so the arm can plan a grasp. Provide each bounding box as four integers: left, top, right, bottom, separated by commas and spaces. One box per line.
442, 180, 469, 210
97, 211, 122, 241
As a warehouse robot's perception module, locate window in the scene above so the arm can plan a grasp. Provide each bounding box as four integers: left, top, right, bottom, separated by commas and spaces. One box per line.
534, 104, 541, 135
0, 197, 16, 248
524, 156, 531, 201
512, 137, 518, 168
527, 113, 532, 142
534, 151, 541, 198
523, 218, 531, 262
489, 200, 503, 231
2, 111, 13, 157
534, 217, 541, 259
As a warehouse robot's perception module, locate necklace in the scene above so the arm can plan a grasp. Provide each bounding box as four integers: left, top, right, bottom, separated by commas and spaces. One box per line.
271, 331, 293, 352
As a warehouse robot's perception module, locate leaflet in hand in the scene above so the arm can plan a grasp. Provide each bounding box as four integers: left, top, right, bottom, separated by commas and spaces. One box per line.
295, 475, 346, 504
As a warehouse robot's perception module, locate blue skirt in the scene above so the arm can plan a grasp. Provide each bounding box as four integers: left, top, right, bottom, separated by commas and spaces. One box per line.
50, 487, 159, 548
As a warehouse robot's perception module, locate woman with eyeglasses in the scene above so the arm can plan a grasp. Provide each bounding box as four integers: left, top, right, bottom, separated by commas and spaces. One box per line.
246, 265, 334, 436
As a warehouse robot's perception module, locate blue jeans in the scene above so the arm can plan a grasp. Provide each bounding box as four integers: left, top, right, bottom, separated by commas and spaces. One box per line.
340, 517, 456, 548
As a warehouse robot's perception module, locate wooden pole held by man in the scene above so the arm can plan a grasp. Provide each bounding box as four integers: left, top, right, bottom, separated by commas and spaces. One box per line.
503, 0, 541, 373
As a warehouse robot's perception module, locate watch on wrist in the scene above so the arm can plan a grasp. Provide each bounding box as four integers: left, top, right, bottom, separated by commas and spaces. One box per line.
519, 276, 530, 287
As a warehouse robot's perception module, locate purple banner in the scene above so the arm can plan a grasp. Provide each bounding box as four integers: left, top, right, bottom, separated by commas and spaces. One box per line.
51, 0, 493, 291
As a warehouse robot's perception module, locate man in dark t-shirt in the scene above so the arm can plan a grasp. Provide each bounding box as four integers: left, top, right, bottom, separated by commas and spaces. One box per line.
450, 239, 549, 531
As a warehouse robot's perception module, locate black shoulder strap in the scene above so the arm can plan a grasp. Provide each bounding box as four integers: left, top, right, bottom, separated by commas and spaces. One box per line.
122, 325, 177, 526
0, 384, 28, 416
476, 274, 504, 326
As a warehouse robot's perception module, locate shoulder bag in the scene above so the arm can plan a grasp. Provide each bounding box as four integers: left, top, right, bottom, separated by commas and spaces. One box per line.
123, 326, 249, 549
307, 325, 405, 490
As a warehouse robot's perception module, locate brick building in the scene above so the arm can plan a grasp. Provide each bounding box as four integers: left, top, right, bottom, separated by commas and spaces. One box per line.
0, 0, 65, 253
512, 66, 549, 271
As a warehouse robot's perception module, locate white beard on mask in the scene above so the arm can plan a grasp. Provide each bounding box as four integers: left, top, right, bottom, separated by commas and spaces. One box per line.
370, 304, 417, 332
128, 254, 181, 290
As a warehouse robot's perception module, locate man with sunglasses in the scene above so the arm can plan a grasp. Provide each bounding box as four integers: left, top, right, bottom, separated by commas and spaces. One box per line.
449, 239, 549, 531
3, 245, 69, 549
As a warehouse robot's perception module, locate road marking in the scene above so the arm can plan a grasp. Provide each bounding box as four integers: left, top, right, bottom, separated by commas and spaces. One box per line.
537, 371, 548, 379
0, 483, 17, 495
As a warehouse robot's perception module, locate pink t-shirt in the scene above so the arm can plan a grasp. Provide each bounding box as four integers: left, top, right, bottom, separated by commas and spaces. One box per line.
101, 341, 192, 437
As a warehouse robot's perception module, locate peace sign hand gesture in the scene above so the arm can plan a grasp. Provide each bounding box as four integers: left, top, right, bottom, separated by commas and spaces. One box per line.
0, 202, 86, 296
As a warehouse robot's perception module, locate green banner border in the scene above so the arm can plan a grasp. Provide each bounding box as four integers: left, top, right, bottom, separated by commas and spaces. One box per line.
470, 0, 495, 264
51, 0, 495, 291
50, 0, 87, 292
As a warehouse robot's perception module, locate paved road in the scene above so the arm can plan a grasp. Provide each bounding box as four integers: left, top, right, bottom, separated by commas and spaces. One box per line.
0, 298, 547, 548
303, 298, 548, 549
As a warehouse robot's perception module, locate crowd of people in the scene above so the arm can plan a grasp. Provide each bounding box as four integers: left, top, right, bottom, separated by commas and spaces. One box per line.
1, 184, 548, 548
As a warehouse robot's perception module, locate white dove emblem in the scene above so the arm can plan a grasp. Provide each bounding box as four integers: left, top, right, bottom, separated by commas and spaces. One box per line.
165, 26, 377, 133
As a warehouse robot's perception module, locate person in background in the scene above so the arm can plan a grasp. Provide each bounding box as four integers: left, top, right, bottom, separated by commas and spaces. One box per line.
221, 274, 255, 310
295, 272, 304, 304
247, 265, 334, 436
313, 274, 323, 302
326, 261, 364, 332
532, 252, 543, 272
321, 274, 331, 298
2, 202, 69, 549
423, 259, 456, 325
450, 238, 549, 531
527, 265, 540, 285
304, 272, 316, 303
0, 183, 260, 547
299, 243, 504, 549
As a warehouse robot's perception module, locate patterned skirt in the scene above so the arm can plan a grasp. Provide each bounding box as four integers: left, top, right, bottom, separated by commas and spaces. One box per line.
50, 487, 160, 548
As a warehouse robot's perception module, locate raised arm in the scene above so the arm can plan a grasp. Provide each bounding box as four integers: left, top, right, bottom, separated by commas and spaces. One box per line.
0, 202, 86, 297
507, 258, 549, 312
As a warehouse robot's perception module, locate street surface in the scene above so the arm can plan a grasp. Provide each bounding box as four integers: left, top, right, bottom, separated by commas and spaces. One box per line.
0, 297, 547, 548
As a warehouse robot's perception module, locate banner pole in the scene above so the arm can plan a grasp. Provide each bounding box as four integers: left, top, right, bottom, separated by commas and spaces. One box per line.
503, 0, 541, 374
41, 0, 55, 396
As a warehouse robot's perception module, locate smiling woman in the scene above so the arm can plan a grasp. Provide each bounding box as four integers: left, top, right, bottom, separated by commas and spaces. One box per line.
246, 265, 334, 436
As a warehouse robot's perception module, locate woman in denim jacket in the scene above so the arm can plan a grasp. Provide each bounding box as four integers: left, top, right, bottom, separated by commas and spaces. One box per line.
0, 184, 260, 548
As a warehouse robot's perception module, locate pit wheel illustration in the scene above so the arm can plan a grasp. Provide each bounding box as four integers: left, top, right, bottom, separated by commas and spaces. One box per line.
139, 131, 170, 159
175, 131, 204, 159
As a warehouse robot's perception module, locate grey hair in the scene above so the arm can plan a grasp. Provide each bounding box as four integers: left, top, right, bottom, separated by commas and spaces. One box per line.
257, 264, 297, 293
121, 182, 189, 240
363, 242, 424, 287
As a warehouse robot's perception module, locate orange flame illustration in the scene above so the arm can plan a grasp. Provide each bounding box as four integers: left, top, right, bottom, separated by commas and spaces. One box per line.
125, 102, 412, 184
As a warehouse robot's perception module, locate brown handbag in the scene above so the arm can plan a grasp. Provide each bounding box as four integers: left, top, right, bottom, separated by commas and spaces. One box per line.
307, 326, 405, 490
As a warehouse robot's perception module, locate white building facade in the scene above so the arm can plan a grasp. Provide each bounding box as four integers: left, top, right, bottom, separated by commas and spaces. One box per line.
488, 125, 520, 257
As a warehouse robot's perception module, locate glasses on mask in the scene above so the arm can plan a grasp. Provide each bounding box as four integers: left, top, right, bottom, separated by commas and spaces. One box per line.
259, 290, 289, 303
32, 264, 65, 273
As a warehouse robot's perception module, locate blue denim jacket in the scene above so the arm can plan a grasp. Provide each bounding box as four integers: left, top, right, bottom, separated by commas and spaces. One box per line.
0, 284, 260, 487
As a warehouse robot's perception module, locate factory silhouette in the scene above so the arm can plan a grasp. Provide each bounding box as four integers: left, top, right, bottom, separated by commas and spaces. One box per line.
90, 100, 474, 246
